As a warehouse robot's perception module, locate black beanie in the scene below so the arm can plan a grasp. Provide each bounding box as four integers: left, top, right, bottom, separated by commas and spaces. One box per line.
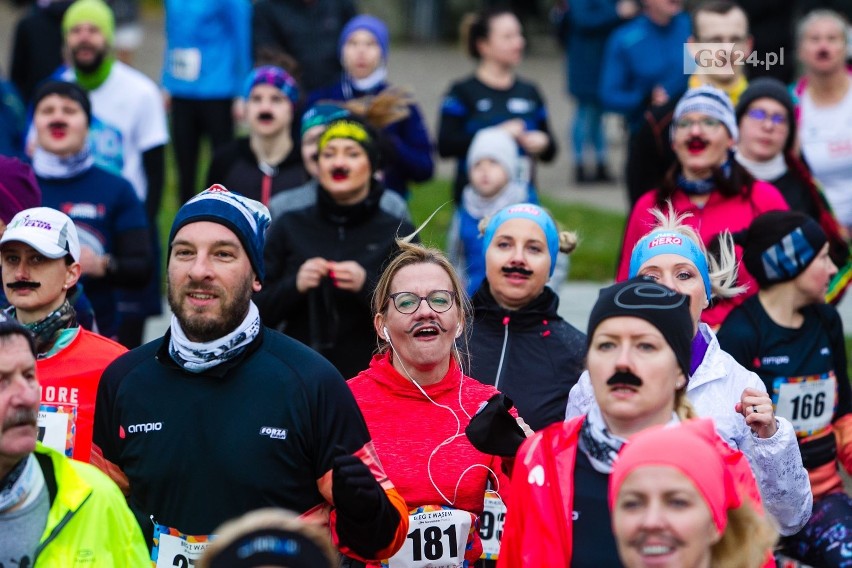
738, 210, 828, 288
587, 278, 693, 379
735, 77, 796, 151
33, 80, 92, 125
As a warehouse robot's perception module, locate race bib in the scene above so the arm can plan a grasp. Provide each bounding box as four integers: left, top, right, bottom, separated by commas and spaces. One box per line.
152, 524, 215, 568
37, 405, 76, 457
383, 505, 475, 568
168, 48, 202, 82
479, 491, 505, 560
772, 372, 837, 437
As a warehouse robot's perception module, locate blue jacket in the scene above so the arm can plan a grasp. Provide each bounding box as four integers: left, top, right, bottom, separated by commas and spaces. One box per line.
307, 80, 434, 197
599, 12, 691, 131
567, 0, 625, 101
161, 0, 252, 99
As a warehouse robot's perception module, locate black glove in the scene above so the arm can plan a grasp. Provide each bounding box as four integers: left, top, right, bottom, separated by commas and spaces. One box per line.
465, 393, 526, 457
332, 454, 384, 521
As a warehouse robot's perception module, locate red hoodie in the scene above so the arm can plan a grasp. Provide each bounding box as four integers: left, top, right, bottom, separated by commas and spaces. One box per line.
348, 353, 511, 566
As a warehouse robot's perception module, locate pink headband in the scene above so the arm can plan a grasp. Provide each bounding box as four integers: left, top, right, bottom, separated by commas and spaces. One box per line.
609, 419, 741, 534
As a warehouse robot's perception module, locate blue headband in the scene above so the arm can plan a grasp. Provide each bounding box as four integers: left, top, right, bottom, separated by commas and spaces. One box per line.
482, 203, 559, 276
243, 65, 299, 103
628, 231, 712, 301
169, 185, 271, 281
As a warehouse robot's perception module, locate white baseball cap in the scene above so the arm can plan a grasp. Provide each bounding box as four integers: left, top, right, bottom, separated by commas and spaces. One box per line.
0, 207, 81, 262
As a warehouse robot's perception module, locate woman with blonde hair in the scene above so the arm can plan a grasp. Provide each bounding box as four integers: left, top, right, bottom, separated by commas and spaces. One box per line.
610, 419, 777, 568
568, 205, 812, 537
347, 238, 523, 567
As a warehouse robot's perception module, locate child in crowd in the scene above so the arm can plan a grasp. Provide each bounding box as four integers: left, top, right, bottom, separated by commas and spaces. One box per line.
448, 127, 535, 296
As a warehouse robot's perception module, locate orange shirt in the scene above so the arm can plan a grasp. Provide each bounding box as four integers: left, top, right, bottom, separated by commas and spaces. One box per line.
37, 328, 127, 462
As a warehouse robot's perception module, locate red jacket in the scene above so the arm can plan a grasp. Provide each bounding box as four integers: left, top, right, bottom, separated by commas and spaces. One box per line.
38, 328, 127, 462
498, 417, 772, 567
619, 181, 789, 327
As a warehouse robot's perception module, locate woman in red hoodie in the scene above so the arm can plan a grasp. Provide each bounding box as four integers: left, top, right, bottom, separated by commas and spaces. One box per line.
347, 239, 520, 568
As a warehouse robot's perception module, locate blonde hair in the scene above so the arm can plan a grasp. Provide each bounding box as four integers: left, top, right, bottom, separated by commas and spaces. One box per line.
372, 237, 473, 371
712, 502, 778, 568
197, 508, 337, 568
643, 204, 746, 299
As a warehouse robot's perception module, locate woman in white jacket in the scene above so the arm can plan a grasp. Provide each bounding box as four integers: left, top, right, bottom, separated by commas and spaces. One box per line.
567, 206, 812, 536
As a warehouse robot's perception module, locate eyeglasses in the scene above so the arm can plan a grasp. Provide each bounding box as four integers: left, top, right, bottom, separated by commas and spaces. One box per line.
388, 290, 456, 314
745, 108, 788, 125
675, 117, 724, 131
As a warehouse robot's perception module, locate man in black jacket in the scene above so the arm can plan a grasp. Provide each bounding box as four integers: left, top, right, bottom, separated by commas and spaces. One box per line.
91, 185, 408, 565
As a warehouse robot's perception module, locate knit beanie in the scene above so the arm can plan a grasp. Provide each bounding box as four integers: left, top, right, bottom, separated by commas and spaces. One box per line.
300, 103, 351, 137
735, 77, 796, 151
482, 203, 560, 276
243, 65, 300, 104
62, 0, 115, 44
318, 117, 380, 171
672, 85, 738, 141
738, 210, 828, 287
32, 80, 92, 125
466, 127, 519, 180
0, 157, 42, 225
169, 185, 271, 281
587, 278, 693, 379
339, 15, 390, 61
609, 418, 742, 534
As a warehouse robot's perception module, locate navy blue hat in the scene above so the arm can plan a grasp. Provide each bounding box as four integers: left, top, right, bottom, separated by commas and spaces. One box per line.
169, 185, 271, 281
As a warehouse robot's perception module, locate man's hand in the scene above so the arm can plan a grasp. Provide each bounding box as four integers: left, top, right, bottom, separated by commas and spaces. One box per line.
296, 257, 330, 293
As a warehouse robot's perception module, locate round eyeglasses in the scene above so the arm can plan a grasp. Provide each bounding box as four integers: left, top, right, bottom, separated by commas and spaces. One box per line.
388, 290, 456, 314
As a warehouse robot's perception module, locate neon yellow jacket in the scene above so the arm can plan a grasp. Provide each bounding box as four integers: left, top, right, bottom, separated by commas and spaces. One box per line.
32, 443, 149, 566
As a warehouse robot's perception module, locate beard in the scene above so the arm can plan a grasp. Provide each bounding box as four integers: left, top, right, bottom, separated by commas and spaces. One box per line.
71, 44, 107, 74
168, 275, 254, 343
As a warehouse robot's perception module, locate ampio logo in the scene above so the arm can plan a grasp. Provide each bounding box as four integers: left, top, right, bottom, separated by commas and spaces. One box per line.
125, 422, 164, 434
260, 426, 288, 440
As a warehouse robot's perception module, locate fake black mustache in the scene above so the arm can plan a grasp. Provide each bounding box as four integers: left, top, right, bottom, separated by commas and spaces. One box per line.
7, 281, 41, 290
3, 408, 38, 430
501, 266, 533, 277
257, 112, 274, 121
48, 121, 68, 130
406, 320, 449, 334
686, 135, 708, 146
331, 167, 350, 176
607, 370, 643, 388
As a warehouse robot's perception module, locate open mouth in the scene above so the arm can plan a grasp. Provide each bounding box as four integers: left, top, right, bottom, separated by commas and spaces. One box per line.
816, 48, 831, 61
48, 121, 68, 139
413, 325, 440, 338
257, 112, 275, 123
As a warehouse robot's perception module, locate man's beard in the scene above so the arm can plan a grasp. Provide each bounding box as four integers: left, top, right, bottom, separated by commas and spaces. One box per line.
72, 45, 107, 74
168, 276, 254, 343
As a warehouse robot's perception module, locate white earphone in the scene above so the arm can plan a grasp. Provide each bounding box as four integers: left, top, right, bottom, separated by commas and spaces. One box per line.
455, 323, 462, 338
383, 326, 390, 341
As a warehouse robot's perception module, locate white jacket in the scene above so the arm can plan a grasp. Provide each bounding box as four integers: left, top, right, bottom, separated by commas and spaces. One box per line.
565, 323, 812, 536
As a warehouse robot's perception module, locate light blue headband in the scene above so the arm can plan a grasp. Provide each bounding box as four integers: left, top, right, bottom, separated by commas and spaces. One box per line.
482, 203, 559, 276
628, 231, 712, 301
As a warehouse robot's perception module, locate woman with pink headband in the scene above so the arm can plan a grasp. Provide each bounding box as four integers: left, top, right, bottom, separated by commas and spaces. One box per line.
568, 207, 812, 537
609, 419, 776, 568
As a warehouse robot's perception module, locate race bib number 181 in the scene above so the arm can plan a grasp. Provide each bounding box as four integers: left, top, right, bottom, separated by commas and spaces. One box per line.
383, 505, 474, 568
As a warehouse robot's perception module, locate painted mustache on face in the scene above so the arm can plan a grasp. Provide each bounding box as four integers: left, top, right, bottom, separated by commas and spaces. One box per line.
3, 408, 38, 430
7, 281, 41, 290
606, 370, 643, 388
48, 121, 68, 130
501, 265, 533, 277
257, 112, 275, 121
330, 167, 349, 179
406, 320, 449, 334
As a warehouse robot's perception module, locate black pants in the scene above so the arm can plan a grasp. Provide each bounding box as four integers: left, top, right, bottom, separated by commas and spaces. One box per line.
171, 97, 234, 205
